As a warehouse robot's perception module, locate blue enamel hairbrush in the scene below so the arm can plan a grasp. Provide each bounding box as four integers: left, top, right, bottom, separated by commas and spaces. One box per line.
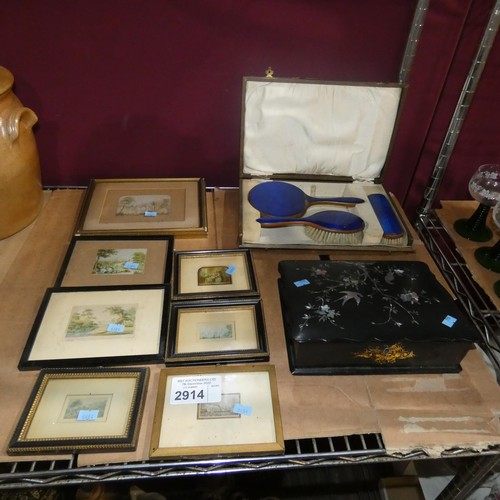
256, 210, 365, 244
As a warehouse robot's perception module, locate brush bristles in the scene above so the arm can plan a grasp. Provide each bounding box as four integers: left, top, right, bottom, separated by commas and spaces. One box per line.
304, 225, 364, 244
303, 226, 408, 246
382, 232, 407, 246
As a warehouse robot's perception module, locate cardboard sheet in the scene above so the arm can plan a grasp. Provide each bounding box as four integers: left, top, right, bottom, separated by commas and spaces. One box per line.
377, 408, 500, 457
0, 190, 84, 462
368, 349, 500, 455
1, 189, 500, 469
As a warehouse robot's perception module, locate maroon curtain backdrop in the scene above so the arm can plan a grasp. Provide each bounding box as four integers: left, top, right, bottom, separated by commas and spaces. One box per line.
2, 1, 500, 219
389, 0, 500, 218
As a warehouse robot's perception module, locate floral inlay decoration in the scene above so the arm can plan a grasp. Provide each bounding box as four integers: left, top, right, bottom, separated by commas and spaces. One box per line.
354, 343, 415, 364
297, 262, 441, 334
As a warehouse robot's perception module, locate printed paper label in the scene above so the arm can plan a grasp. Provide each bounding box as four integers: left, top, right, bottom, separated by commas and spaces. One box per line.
170, 375, 222, 405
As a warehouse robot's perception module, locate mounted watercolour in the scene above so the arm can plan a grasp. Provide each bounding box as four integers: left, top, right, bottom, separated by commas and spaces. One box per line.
18, 286, 168, 370
166, 298, 268, 365
173, 249, 258, 300
74, 178, 208, 236
149, 365, 283, 459
8, 368, 148, 455
55, 235, 173, 287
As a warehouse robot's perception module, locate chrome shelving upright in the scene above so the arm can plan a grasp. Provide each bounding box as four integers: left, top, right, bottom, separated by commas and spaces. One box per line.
415, 0, 500, 380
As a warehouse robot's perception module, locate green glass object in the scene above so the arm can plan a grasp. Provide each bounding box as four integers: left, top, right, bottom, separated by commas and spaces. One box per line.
475, 240, 500, 272
454, 204, 493, 242
454, 164, 500, 242
475, 200, 500, 280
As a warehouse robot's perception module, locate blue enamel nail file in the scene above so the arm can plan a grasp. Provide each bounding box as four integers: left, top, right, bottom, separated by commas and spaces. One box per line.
367, 193, 404, 239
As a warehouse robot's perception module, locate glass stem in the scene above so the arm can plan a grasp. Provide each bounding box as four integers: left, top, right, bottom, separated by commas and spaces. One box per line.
466, 203, 490, 232
489, 239, 500, 261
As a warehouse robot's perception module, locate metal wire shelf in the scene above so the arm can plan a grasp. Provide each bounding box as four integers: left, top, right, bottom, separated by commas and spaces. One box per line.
415, 212, 500, 380
0, 433, 387, 489
2, 432, 500, 490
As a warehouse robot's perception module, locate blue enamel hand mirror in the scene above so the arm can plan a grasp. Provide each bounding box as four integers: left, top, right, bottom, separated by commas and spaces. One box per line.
248, 181, 364, 217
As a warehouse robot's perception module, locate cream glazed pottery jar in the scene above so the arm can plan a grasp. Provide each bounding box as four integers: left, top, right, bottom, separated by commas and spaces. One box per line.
0, 66, 43, 239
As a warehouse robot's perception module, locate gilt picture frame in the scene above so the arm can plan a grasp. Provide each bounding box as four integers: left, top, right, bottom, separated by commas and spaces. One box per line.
8, 367, 149, 455
55, 235, 174, 287
18, 286, 168, 370
149, 365, 284, 459
74, 178, 208, 236
173, 249, 258, 300
166, 298, 269, 365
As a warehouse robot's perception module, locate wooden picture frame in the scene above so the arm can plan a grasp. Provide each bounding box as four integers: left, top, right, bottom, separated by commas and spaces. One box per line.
8, 367, 149, 455
18, 286, 168, 370
74, 178, 208, 236
55, 235, 174, 287
173, 249, 258, 300
166, 298, 269, 365
150, 365, 284, 459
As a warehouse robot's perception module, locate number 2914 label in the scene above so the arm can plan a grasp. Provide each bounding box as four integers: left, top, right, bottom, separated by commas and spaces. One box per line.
170, 375, 222, 405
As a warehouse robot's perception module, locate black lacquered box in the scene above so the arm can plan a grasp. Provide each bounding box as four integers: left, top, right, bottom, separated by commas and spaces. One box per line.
278, 260, 478, 375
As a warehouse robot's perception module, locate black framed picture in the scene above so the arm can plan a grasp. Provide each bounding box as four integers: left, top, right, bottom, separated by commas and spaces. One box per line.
18, 285, 169, 370
55, 234, 174, 287
166, 298, 269, 366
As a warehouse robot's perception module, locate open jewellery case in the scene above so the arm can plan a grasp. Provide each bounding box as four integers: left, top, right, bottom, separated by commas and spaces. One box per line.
239, 74, 413, 251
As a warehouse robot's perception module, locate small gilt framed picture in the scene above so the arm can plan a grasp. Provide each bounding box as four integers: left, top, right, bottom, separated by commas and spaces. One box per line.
149, 365, 284, 459
173, 249, 258, 300
8, 367, 149, 455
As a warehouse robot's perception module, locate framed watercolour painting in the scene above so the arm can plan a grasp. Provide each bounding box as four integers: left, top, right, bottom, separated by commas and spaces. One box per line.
74, 178, 208, 236
149, 365, 284, 459
18, 286, 168, 370
8, 368, 148, 454
166, 298, 269, 365
55, 235, 174, 287
173, 249, 258, 300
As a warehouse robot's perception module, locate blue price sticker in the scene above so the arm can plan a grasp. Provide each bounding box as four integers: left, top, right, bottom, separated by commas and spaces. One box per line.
225, 265, 237, 275
107, 323, 125, 333
144, 211, 157, 217
442, 315, 457, 328
233, 403, 252, 416
77, 409, 99, 421
294, 279, 310, 288
123, 261, 139, 270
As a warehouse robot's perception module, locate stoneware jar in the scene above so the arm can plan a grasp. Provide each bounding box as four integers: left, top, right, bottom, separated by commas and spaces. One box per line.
0, 66, 43, 239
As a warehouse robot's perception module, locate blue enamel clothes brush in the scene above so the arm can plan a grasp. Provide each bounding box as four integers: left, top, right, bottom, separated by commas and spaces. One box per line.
256, 210, 365, 244
367, 193, 406, 245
